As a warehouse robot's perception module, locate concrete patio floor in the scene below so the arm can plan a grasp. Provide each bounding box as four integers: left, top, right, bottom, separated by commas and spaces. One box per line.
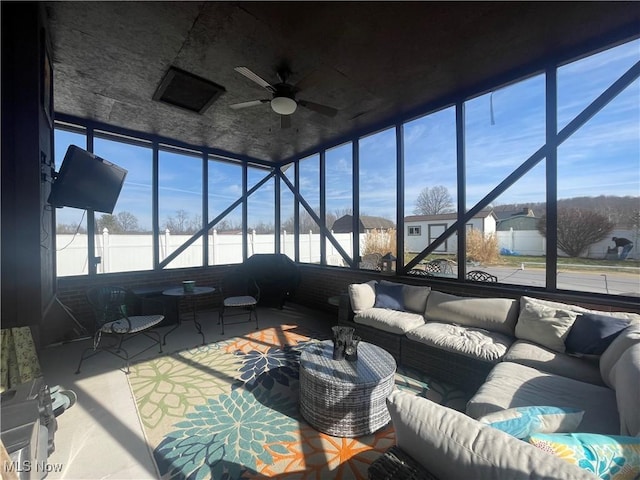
40, 304, 334, 479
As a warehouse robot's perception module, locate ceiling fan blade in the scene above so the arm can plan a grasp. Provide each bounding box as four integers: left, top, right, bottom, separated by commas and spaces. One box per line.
229, 99, 269, 110
234, 67, 275, 92
281, 115, 291, 129
298, 100, 338, 118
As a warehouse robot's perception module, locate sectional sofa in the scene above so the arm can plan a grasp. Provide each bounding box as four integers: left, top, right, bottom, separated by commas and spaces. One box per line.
337, 279, 640, 479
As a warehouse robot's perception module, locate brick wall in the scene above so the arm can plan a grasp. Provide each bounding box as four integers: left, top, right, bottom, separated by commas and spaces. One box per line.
44, 263, 639, 346
46, 266, 234, 345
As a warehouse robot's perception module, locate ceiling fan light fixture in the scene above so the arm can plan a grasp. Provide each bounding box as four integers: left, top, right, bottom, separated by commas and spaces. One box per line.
271, 96, 297, 115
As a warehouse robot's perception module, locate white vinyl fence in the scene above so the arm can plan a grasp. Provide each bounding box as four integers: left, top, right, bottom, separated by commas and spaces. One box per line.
55, 227, 638, 276
56, 229, 364, 276
496, 228, 638, 259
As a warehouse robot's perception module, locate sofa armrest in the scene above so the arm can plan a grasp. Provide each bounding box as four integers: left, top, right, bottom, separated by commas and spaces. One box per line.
387, 390, 598, 480
338, 293, 355, 323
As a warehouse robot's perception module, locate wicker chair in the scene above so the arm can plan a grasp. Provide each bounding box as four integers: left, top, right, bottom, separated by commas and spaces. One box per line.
466, 270, 498, 282
218, 272, 260, 335
77, 286, 164, 374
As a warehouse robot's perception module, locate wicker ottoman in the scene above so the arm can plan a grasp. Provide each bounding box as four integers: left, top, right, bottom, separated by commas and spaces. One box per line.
299, 340, 396, 437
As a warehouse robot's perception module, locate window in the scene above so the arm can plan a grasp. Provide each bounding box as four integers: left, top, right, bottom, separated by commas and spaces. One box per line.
359, 128, 397, 270
247, 166, 275, 255
52, 37, 638, 300
464, 74, 546, 285
208, 158, 242, 265
325, 143, 353, 267
54, 128, 88, 277
93, 134, 153, 273
403, 107, 457, 265
298, 154, 320, 263
158, 148, 203, 268
556, 39, 640, 295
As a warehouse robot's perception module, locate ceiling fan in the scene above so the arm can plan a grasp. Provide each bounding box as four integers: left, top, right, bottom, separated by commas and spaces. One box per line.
230, 65, 338, 128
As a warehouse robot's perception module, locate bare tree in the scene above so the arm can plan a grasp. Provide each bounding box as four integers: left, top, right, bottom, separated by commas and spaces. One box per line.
282, 209, 321, 233
56, 223, 87, 234
164, 209, 191, 233
537, 207, 614, 257
414, 186, 455, 215
214, 219, 242, 232
116, 211, 140, 232
96, 214, 120, 233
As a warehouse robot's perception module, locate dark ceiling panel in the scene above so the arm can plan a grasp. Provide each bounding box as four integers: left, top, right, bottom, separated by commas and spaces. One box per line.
45, 1, 640, 163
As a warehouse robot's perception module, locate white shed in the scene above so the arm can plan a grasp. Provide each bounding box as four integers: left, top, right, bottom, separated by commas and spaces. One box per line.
404, 209, 497, 254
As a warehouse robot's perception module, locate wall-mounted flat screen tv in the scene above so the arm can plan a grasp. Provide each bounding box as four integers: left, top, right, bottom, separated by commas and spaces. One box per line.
48, 145, 128, 214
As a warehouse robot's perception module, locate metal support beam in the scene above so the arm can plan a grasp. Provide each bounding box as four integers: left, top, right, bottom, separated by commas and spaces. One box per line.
395, 124, 404, 275
86, 128, 97, 275
352, 140, 360, 267
152, 141, 160, 269
319, 150, 326, 265
202, 151, 209, 266
274, 167, 281, 253
455, 101, 466, 280
546, 66, 559, 291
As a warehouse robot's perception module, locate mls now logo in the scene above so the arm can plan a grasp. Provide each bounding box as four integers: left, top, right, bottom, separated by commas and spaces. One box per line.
4, 461, 64, 474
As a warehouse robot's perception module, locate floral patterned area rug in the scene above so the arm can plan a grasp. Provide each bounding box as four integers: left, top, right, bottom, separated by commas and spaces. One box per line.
128, 324, 468, 479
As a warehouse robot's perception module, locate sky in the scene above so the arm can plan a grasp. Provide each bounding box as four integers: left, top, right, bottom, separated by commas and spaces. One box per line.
54, 38, 640, 232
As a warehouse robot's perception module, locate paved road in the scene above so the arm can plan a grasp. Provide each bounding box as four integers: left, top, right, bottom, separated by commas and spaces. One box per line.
480, 266, 640, 297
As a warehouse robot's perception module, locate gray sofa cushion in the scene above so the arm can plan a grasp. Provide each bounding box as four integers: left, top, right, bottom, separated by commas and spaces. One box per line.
380, 280, 430, 314
424, 290, 519, 336
387, 390, 597, 480
466, 362, 619, 435
504, 340, 603, 386
600, 323, 640, 388
519, 296, 640, 324
407, 322, 513, 362
610, 343, 640, 436
354, 308, 425, 334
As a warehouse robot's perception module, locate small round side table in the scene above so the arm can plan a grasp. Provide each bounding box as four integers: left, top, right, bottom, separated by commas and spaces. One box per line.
162, 286, 216, 345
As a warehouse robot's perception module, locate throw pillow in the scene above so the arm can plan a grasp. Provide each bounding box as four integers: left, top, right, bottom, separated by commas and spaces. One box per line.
527, 433, 640, 480
374, 283, 405, 311
515, 297, 578, 352
478, 406, 584, 439
565, 313, 630, 355
348, 280, 377, 313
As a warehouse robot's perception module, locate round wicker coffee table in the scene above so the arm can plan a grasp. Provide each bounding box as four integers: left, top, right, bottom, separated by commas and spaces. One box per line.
299, 340, 396, 437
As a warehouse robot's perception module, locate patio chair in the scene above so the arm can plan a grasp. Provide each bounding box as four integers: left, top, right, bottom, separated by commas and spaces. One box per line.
407, 268, 432, 277
430, 258, 455, 274
359, 253, 382, 270
218, 273, 260, 335
466, 270, 498, 282
77, 286, 164, 374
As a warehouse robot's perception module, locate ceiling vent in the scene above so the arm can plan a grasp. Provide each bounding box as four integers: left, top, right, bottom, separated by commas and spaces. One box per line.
153, 66, 225, 114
